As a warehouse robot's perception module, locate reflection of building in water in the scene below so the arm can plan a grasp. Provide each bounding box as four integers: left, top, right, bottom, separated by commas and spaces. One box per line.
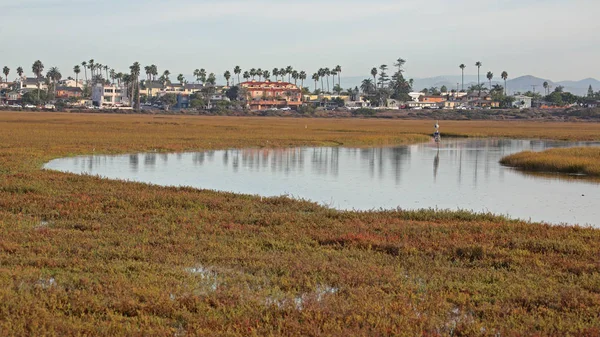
129, 154, 139, 172
144, 154, 157, 168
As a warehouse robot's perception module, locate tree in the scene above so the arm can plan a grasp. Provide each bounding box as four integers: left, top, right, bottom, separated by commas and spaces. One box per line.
81, 61, 88, 83
501, 71, 508, 95
543, 81, 549, 96
163, 70, 171, 84
459, 64, 466, 91
243, 71, 250, 82
22, 89, 48, 105
73, 65, 81, 88
130, 62, 141, 111
177, 74, 185, 85
88, 59, 95, 82
16, 66, 24, 83
334, 65, 342, 87
312, 73, 319, 92
46, 67, 61, 99
104, 65, 109, 83
486, 71, 493, 90
263, 70, 270, 81
285, 66, 293, 82
150, 65, 158, 81
299, 71, 307, 88
360, 78, 374, 94
234, 66, 241, 85
324, 67, 331, 92
207, 73, 216, 85
440, 85, 448, 93
318, 68, 325, 91
291, 70, 299, 85
256, 68, 263, 81
588, 85, 594, 98
370, 68, 377, 91
3, 66, 9, 82
199, 69, 207, 84
225, 86, 240, 101
160, 93, 178, 111
32, 60, 44, 103
333, 84, 343, 95
223, 71, 231, 86
378, 65, 389, 89
475, 61, 482, 95
145, 66, 152, 81
193, 69, 200, 84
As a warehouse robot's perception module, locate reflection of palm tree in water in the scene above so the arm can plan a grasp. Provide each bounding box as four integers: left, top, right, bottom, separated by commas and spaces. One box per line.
433, 149, 440, 182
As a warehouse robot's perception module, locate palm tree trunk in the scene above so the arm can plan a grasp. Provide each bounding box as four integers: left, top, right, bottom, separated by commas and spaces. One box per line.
504, 80, 507, 96
461, 70, 464, 91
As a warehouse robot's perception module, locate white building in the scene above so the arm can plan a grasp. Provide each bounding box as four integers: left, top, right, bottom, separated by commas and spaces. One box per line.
92, 84, 129, 107
60, 79, 83, 88
512, 95, 532, 109
19, 77, 48, 90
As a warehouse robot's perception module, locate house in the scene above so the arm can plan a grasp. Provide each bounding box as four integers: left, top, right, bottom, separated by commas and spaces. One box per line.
19, 77, 47, 90
5, 91, 22, 105
92, 84, 129, 107
512, 95, 532, 109
240, 80, 302, 110
60, 79, 83, 88
56, 86, 83, 99
420, 95, 446, 103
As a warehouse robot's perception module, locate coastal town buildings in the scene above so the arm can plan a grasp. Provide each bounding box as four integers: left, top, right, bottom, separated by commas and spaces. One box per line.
240, 80, 302, 110
91, 84, 129, 107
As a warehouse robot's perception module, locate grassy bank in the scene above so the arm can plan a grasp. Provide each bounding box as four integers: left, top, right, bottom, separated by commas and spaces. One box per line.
1, 112, 600, 336
501, 147, 600, 177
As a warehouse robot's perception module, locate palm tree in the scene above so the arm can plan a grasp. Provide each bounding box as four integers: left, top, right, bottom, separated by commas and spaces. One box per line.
16, 66, 24, 81
130, 62, 141, 111
224, 71, 231, 86
285, 66, 293, 82
324, 67, 331, 93
501, 71, 508, 95
32, 60, 44, 103
334, 65, 342, 87
163, 70, 171, 84
291, 70, 299, 85
459, 64, 466, 91
263, 70, 270, 81
88, 59, 95, 80
299, 71, 307, 88
318, 68, 325, 91
543, 81, 549, 95
73, 65, 81, 88
371, 67, 378, 92
256, 68, 263, 81
234, 66, 241, 85
150, 65, 158, 81
361, 78, 374, 94
475, 61, 482, 96
312, 73, 319, 92
243, 71, 250, 82
193, 69, 200, 84
81, 61, 88, 84
250, 68, 257, 80
3, 66, 9, 83
199, 69, 207, 84
110, 69, 116, 85
330, 69, 337, 89
486, 71, 493, 91
47, 67, 61, 98
144, 66, 151, 81
272, 68, 279, 81
104, 65, 109, 82
177, 74, 185, 85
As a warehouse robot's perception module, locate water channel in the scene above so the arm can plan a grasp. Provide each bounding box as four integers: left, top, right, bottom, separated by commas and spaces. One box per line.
44, 139, 600, 226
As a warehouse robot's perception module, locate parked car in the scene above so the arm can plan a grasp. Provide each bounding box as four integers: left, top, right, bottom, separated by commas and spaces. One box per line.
280, 107, 291, 111
44, 104, 56, 111
24, 104, 37, 109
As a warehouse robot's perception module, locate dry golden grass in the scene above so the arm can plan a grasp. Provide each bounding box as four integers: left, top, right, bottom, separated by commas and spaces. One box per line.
501, 147, 600, 176
1, 112, 600, 336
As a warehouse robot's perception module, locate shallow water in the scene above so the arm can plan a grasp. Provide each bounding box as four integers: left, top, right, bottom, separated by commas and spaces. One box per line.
44, 139, 600, 226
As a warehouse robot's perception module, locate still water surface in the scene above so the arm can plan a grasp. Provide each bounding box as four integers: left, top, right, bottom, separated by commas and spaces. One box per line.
44, 139, 600, 226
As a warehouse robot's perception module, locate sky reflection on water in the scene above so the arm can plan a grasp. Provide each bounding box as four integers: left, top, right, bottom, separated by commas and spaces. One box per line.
45, 139, 600, 226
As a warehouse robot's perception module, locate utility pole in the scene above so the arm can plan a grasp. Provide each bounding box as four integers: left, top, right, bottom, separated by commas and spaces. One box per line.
531, 85, 537, 95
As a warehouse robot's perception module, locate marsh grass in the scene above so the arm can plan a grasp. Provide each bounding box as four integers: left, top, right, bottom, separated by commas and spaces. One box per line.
1, 112, 600, 335
501, 147, 600, 176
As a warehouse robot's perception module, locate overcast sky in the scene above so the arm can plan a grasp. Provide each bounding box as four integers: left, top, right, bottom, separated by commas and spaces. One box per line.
1, 0, 598, 81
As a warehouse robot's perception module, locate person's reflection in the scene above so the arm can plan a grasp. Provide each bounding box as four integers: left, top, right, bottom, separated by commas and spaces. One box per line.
433, 149, 440, 182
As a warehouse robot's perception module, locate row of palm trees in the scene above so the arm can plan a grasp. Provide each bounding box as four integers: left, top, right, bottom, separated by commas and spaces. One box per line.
458, 62, 509, 95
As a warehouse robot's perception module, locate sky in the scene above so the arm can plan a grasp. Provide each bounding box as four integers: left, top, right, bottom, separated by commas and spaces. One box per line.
1, 0, 598, 82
